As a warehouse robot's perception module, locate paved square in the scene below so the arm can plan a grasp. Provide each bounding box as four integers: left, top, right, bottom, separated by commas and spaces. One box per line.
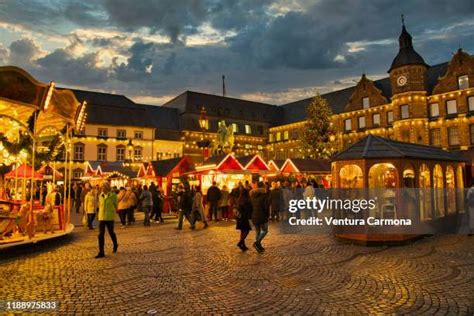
1, 219, 473, 314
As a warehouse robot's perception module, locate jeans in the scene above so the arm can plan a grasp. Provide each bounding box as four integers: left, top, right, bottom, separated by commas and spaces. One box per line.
87, 213, 95, 229
127, 207, 135, 224
98, 221, 117, 255
177, 209, 192, 229
270, 206, 280, 221
209, 201, 219, 220
118, 208, 128, 226
221, 206, 228, 219
143, 206, 151, 226
255, 222, 269, 245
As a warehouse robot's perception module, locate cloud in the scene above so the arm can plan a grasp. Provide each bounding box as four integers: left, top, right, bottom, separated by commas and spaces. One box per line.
8, 38, 41, 67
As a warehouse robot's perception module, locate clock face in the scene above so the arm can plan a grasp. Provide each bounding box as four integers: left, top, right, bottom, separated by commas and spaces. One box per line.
397, 75, 407, 87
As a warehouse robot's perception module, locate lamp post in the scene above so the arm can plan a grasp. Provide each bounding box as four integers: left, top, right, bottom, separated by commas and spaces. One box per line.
126, 139, 134, 164
197, 106, 209, 163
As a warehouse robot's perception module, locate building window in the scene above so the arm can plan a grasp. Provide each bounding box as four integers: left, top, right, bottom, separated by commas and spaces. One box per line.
362, 97, 370, 109
446, 100, 457, 115
276, 132, 281, 141
372, 114, 380, 126
269, 134, 274, 142
358, 116, 366, 129
257, 125, 264, 135
134, 147, 143, 160
400, 105, 409, 119
98, 128, 108, 137
344, 119, 352, 131
134, 131, 143, 139
117, 129, 126, 139
73, 143, 84, 161
245, 125, 252, 134
116, 146, 125, 161
387, 111, 394, 124
429, 103, 439, 117
458, 75, 469, 90
283, 131, 289, 140
231, 123, 239, 133
468, 96, 474, 112
73, 170, 83, 179
430, 129, 441, 147
448, 126, 460, 146
470, 124, 474, 144
97, 145, 107, 161
293, 130, 299, 139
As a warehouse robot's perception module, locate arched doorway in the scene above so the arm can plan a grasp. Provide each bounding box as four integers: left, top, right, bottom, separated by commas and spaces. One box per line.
433, 164, 445, 217
446, 165, 456, 214
419, 164, 432, 220
368, 163, 398, 219
339, 164, 363, 188
456, 166, 465, 213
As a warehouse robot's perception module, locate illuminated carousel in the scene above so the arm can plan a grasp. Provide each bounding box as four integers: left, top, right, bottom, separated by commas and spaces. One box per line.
0, 66, 85, 248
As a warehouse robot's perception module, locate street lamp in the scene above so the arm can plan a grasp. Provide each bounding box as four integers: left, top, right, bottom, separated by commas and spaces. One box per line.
197, 106, 210, 162
127, 139, 134, 163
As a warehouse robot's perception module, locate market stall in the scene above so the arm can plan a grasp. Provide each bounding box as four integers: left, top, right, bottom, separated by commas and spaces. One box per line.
267, 159, 285, 176
236, 154, 270, 182
95, 161, 138, 188
0, 66, 82, 247
331, 134, 466, 243
280, 158, 331, 188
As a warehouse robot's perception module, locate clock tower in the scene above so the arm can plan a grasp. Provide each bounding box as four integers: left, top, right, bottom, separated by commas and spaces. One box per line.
388, 17, 428, 95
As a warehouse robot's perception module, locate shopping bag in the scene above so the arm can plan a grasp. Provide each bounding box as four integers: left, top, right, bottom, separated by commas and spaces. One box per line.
82, 213, 87, 226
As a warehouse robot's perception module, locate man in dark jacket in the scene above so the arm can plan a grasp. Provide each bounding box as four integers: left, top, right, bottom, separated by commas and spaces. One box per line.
206, 181, 221, 221
269, 181, 281, 221
177, 185, 194, 230
250, 181, 270, 253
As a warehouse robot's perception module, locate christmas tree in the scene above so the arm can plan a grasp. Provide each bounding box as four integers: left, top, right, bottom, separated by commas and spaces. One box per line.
302, 94, 338, 159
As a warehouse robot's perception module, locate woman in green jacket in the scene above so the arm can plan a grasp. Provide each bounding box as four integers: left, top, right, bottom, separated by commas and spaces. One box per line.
96, 181, 118, 258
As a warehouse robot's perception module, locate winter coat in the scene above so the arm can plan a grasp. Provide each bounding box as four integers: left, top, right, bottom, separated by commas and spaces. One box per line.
250, 188, 269, 225
207, 185, 221, 202
140, 190, 153, 207
269, 188, 281, 212
219, 189, 230, 207
180, 190, 194, 214
281, 187, 293, 211
84, 191, 98, 214
193, 191, 204, 213
303, 185, 315, 200
98, 192, 118, 221
117, 190, 133, 210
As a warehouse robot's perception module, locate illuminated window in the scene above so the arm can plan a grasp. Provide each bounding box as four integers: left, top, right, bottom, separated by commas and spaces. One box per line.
372, 113, 380, 126
269, 134, 274, 142
433, 164, 445, 217
245, 125, 252, 134
97, 144, 107, 161
429, 103, 439, 117
231, 123, 239, 133
362, 97, 370, 109
116, 146, 125, 161
419, 164, 432, 220
448, 126, 459, 146
358, 116, 366, 129
98, 128, 108, 137
446, 100, 457, 115
430, 128, 441, 147
134, 147, 143, 160
387, 111, 394, 124
283, 131, 289, 140
276, 132, 281, 141
400, 105, 409, 119
458, 75, 469, 90
344, 119, 352, 131
117, 129, 126, 139
468, 96, 474, 112
73, 170, 83, 179
73, 143, 84, 161
134, 131, 143, 139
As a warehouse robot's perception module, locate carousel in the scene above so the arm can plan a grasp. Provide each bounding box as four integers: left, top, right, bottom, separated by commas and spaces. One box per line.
0, 66, 84, 248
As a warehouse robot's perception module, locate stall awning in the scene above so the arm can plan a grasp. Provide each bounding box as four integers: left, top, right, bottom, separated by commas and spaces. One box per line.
196, 153, 244, 172
94, 161, 137, 178
281, 158, 331, 174
37, 164, 63, 180
236, 155, 269, 172
332, 134, 465, 162
5, 163, 43, 179
146, 156, 195, 178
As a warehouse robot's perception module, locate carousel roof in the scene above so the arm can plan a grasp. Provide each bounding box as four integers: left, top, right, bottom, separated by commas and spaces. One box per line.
332, 135, 465, 162
5, 163, 43, 179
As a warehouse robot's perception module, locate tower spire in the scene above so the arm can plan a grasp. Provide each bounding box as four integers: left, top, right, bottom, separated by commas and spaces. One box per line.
222, 75, 226, 97
401, 14, 405, 27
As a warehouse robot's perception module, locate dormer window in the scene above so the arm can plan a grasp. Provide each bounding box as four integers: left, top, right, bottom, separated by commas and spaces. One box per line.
362, 97, 370, 109
458, 75, 469, 90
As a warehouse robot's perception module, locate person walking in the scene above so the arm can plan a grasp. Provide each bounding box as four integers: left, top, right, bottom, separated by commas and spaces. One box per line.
84, 187, 98, 229
206, 182, 221, 221
126, 187, 136, 225
219, 185, 230, 221
117, 187, 132, 228
96, 181, 118, 258
154, 188, 165, 223
140, 185, 153, 226
177, 185, 194, 230
191, 185, 208, 229
75, 183, 83, 214
281, 181, 293, 221
303, 180, 315, 219
236, 185, 252, 251
269, 181, 281, 221
250, 181, 270, 253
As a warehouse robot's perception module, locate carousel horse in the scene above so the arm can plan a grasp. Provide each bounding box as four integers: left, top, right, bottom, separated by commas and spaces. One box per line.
39, 204, 55, 234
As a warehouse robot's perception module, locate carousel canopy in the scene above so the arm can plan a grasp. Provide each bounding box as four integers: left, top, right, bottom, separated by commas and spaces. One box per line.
5, 163, 43, 179
332, 135, 465, 162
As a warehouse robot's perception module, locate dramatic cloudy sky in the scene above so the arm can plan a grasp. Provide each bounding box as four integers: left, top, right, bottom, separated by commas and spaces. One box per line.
0, 0, 473, 105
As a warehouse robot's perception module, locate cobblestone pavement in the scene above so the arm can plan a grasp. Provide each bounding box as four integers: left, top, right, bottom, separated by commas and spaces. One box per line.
1, 217, 473, 315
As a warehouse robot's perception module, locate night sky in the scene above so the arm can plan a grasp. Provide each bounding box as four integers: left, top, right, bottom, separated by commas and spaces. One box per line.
0, 0, 473, 105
